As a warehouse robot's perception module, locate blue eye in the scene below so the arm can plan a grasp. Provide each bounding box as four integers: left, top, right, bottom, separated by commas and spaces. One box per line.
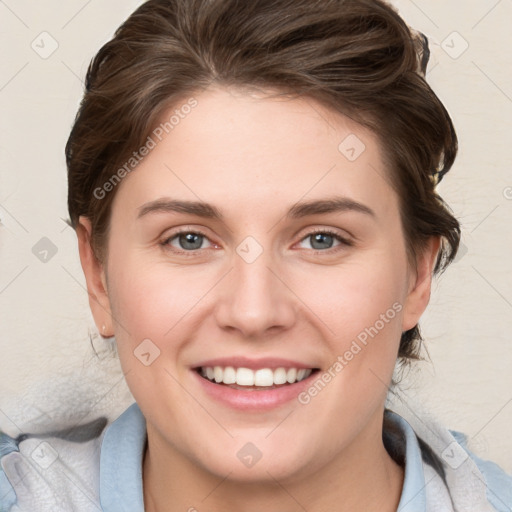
160, 228, 352, 256
298, 229, 352, 252
161, 230, 213, 253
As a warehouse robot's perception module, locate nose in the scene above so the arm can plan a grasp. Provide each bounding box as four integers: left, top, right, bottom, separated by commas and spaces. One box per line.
213, 242, 297, 339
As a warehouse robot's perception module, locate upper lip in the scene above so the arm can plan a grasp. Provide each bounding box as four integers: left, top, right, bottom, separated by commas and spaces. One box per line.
193, 356, 319, 370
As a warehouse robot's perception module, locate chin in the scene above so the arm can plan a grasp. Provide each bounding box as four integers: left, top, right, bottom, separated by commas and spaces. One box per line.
188, 434, 317, 485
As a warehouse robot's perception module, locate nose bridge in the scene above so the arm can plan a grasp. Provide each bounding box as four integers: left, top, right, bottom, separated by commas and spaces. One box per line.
214, 237, 296, 337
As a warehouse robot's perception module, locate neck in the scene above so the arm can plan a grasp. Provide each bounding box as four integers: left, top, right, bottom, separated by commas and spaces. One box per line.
143, 414, 404, 512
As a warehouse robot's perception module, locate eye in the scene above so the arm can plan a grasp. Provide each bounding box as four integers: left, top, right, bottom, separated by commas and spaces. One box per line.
297, 229, 352, 252
160, 227, 352, 256
160, 229, 216, 254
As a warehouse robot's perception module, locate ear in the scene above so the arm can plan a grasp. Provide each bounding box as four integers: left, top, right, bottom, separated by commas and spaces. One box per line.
76, 216, 113, 337
401, 236, 441, 332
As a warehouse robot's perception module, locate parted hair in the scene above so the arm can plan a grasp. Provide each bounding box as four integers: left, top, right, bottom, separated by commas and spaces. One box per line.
66, 0, 461, 367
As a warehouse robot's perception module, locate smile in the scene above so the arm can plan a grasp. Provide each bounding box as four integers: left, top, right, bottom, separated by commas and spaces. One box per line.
198, 366, 315, 388
191, 359, 321, 410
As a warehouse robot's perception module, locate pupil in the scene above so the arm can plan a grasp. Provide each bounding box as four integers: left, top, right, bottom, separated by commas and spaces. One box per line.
180, 233, 202, 250
311, 233, 332, 250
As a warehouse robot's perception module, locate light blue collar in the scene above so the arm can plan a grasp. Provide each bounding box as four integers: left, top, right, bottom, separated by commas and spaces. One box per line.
387, 410, 428, 511
99, 403, 428, 512
100, 402, 146, 512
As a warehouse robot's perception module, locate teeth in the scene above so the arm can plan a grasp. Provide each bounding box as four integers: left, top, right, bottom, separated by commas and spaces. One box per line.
199, 366, 313, 387
214, 366, 223, 383
236, 367, 255, 386
273, 367, 287, 385
286, 368, 297, 383
254, 369, 273, 386
222, 366, 236, 384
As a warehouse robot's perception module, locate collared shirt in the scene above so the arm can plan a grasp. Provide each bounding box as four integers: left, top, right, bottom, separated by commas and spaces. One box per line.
1, 402, 511, 511
101, 403, 443, 511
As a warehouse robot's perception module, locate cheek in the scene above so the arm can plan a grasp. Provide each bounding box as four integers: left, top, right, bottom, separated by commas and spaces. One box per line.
292, 253, 407, 398
106, 259, 204, 411
108, 255, 208, 340
298, 254, 407, 343
108, 241, 408, 353
107, 228, 408, 380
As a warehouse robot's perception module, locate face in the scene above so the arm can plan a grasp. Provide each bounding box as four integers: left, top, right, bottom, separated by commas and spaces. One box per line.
79, 85, 436, 484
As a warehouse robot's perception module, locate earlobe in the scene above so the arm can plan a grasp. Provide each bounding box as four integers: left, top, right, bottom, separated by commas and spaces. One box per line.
401, 236, 441, 332
76, 216, 113, 337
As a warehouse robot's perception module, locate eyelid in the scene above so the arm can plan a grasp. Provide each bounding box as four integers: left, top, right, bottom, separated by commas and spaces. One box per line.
295, 224, 354, 242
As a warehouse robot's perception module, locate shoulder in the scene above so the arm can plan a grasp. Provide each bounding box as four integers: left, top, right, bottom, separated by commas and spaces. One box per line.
1, 417, 108, 512
449, 429, 512, 512
385, 408, 512, 512
1, 403, 146, 512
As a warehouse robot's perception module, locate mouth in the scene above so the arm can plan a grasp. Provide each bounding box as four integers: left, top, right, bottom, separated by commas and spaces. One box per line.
191, 362, 321, 410
194, 366, 320, 390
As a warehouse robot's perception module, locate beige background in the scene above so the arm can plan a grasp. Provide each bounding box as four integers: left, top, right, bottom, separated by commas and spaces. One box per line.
1, 0, 511, 472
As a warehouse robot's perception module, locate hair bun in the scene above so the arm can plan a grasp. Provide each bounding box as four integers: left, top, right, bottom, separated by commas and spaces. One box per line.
411, 29, 431, 77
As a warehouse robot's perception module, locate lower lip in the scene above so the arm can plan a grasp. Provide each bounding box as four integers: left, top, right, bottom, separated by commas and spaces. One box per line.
192, 369, 319, 411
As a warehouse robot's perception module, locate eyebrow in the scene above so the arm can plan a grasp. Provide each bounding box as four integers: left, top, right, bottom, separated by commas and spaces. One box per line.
136, 196, 376, 221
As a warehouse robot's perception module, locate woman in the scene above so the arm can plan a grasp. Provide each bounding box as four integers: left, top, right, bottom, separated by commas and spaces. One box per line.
1, 0, 511, 510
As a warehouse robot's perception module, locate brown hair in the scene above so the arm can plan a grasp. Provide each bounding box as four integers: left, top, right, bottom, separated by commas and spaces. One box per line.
66, 0, 461, 367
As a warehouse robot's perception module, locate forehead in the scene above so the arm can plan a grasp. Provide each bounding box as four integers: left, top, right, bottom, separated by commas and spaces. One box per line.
110, 85, 397, 223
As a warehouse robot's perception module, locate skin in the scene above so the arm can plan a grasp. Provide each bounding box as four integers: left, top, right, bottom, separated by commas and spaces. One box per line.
77, 85, 440, 511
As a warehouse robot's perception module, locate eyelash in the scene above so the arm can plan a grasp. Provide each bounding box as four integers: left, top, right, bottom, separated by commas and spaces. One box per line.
159, 227, 353, 256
